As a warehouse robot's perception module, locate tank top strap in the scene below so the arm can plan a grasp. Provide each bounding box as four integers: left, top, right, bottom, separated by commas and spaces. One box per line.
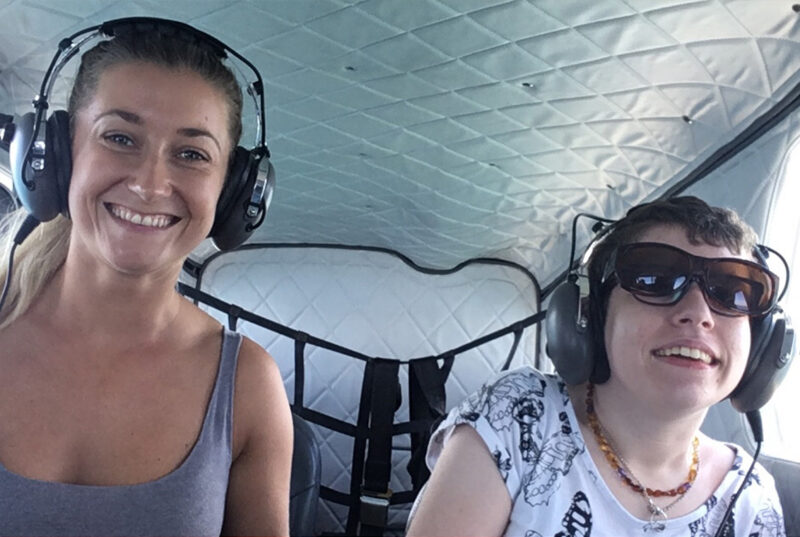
195, 328, 242, 456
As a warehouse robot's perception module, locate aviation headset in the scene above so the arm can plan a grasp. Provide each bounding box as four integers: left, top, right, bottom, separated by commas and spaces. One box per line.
7, 17, 275, 251
545, 200, 795, 413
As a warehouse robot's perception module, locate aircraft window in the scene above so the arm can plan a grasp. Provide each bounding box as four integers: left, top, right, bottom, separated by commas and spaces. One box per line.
0, 167, 10, 192
0, 168, 13, 215
762, 136, 800, 463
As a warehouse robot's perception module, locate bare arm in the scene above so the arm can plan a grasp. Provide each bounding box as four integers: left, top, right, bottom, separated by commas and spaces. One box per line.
406, 425, 512, 537
223, 337, 293, 536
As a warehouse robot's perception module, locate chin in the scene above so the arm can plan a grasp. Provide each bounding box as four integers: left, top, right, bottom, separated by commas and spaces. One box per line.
660, 383, 724, 413
103, 252, 179, 278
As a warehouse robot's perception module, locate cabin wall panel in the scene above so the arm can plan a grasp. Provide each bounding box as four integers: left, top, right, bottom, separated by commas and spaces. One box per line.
684, 100, 800, 238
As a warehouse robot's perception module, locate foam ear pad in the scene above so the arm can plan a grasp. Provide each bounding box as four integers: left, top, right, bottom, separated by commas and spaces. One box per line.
48, 110, 73, 216
730, 310, 795, 412
213, 145, 250, 229
209, 146, 274, 251
9, 111, 72, 221
545, 280, 596, 385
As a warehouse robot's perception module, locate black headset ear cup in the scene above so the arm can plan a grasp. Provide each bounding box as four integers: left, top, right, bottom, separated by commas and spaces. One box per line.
210, 146, 274, 251
48, 110, 73, 216
8, 110, 71, 221
730, 310, 795, 412
545, 280, 596, 385
9, 112, 36, 212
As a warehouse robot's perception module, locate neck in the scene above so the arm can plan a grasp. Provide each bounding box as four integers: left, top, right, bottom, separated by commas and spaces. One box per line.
571, 379, 707, 474
32, 248, 185, 350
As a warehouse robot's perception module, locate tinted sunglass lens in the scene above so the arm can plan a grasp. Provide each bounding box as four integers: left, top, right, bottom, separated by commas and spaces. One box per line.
615, 245, 689, 302
706, 261, 774, 315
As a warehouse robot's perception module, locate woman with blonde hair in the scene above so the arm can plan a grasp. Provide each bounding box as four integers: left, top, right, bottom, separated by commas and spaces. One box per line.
0, 18, 291, 536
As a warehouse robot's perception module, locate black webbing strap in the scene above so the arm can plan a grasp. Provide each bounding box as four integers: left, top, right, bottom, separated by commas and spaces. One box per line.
293, 333, 308, 409
178, 283, 374, 362
438, 311, 544, 358
227, 305, 242, 331
500, 324, 525, 371
178, 282, 544, 366
359, 359, 400, 536
346, 359, 376, 535
406, 355, 454, 492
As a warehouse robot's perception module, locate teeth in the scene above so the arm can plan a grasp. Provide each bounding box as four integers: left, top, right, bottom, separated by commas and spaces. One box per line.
109, 204, 174, 229
654, 346, 713, 364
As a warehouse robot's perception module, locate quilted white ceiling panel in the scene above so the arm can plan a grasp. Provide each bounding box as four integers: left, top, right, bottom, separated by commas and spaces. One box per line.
1, 0, 799, 286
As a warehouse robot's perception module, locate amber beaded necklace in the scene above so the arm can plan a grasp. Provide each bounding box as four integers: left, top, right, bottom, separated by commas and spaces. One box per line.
585, 382, 700, 499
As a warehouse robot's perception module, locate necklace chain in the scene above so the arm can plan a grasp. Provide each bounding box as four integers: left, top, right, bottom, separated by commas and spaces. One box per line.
616, 448, 689, 514
615, 440, 691, 529
585, 382, 700, 527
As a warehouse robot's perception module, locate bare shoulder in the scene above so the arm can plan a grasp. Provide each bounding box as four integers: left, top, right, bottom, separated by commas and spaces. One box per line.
235, 336, 284, 400
232, 336, 292, 457
224, 334, 293, 535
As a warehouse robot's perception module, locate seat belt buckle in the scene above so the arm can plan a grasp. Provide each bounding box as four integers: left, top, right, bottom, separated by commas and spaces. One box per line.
359, 487, 392, 528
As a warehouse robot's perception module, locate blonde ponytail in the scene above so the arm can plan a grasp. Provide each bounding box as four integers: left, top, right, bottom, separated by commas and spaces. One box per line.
0, 209, 70, 329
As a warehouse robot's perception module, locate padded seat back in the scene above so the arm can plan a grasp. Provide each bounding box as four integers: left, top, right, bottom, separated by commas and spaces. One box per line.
290, 413, 321, 537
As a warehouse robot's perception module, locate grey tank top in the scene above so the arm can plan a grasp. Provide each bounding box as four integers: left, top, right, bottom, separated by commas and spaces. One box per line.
0, 328, 242, 536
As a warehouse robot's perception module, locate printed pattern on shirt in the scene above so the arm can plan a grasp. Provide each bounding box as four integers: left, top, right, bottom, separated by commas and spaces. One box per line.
556, 491, 593, 537
689, 496, 734, 537
429, 367, 787, 537
457, 369, 584, 509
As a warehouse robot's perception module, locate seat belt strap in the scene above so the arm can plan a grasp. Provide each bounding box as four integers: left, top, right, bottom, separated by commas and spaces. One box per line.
359, 359, 400, 536
406, 355, 454, 492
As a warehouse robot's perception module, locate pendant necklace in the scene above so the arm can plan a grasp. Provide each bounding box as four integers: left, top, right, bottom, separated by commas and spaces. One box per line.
585, 383, 700, 531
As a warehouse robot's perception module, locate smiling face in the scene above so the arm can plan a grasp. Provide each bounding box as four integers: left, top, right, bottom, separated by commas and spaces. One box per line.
67, 61, 232, 277
602, 224, 752, 413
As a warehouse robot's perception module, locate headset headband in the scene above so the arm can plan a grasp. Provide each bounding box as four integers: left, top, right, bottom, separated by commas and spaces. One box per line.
22, 17, 270, 214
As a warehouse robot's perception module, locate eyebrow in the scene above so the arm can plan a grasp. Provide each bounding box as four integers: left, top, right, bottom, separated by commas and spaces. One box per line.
97, 109, 141, 124
95, 109, 222, 151
178, 127, 222, 152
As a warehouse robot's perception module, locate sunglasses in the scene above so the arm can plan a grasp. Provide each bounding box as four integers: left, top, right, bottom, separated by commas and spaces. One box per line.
604, 242, 779, 317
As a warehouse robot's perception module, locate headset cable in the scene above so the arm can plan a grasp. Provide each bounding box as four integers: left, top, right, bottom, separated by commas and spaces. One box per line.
713, 410, 763, 537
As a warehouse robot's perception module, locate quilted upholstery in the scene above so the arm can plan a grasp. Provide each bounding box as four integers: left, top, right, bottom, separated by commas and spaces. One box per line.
1, 0, 800, 285
198, 245, 539, 533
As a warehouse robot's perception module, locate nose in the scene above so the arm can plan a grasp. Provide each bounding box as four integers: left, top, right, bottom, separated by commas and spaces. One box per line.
670, 281, 715, 329
127, 149, 173, 201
